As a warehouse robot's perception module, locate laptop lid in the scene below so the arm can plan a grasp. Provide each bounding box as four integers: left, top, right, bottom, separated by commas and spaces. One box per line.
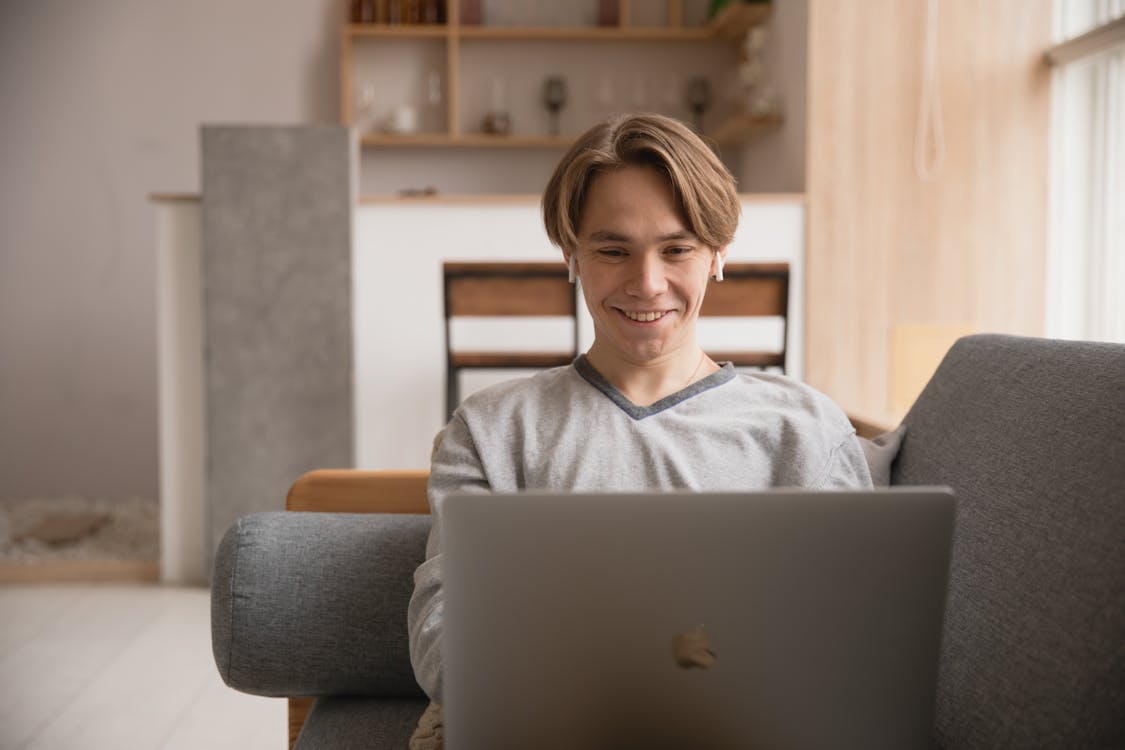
442, 488, 954, 750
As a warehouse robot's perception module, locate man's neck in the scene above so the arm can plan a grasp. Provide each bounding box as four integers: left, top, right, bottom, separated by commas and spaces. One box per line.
585, 344, 716, 407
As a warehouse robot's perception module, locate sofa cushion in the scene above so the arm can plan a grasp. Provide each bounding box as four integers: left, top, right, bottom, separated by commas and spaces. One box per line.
859, 423, 906, 486
893, 334, 1125, 748
212, 511, 431, 698
294, 696, 428, 750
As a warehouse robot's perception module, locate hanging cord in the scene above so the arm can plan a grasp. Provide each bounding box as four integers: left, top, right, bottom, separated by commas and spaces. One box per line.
915, 0, 946, 181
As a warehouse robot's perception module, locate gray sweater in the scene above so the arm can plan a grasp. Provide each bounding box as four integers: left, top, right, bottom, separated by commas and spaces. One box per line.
408, 356, 873, 702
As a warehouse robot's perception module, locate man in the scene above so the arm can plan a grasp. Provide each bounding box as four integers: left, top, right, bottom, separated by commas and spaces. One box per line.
407, 114, 871, 745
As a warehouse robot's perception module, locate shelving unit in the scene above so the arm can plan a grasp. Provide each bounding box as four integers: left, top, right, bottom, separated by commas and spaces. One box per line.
341, 1, 781, 148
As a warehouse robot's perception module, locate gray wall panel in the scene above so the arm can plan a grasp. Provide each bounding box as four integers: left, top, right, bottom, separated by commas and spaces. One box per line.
201, 126, 354, 572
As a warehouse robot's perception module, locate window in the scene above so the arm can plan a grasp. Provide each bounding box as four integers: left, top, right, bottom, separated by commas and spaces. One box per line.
1046, 0, 1125, 343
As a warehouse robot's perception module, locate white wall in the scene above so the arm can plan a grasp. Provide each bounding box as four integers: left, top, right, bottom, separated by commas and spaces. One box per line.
0, 0, 806, 500
0, 0, 345, 499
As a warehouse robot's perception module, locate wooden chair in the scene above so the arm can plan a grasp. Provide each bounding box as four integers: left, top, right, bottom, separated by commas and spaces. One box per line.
443, 261, 578, 420
284, 469, 430, 750
699, 262, 790, 372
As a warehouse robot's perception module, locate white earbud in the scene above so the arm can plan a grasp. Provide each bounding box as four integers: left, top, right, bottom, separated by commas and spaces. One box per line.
568, 255, 578, 283
714, 254, 724, 282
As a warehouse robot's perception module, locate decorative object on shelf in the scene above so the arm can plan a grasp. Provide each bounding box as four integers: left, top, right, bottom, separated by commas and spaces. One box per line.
662, 75, 682, 117
595, 73, 617, 120
542, 76, 568, 136
403, 0, 421, 24
598, 0, 620, 27
383, 104, 418, 134
355, 82, 378, 134
426, 70, 443, 109
685, 77, 712, 132
482, 77, 512, 135
735, 27, 780, 116
709, 0, 772, 19
351, 0, 376, 24
630, 74, 648, 113
397, 186, 439, 197
709, 0, 736, 18
460, 0, 482, 25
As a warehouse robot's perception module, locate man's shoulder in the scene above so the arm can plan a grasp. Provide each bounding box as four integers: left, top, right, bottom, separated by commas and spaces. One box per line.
725, 371, 852, 429
455, 363, 581, 417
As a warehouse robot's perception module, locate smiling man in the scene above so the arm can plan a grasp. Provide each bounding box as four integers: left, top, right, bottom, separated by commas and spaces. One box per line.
407, 114, 872, 736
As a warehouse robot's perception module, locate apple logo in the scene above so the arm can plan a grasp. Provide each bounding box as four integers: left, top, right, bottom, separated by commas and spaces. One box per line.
671, 624, 716, 669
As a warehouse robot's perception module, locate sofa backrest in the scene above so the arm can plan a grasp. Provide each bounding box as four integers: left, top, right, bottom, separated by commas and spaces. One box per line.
893, 334, 1125, 748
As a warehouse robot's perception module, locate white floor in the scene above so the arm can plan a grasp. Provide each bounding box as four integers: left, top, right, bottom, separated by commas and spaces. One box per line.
0, 584, 287, 750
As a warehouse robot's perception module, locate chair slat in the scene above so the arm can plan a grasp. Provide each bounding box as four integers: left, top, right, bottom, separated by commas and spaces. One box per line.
447, 273, 574, 316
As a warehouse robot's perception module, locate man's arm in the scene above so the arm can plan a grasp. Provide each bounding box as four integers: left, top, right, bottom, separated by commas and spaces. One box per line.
407, 413, 491, 703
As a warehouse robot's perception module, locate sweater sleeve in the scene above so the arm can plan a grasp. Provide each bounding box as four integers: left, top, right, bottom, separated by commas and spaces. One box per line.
407, 413, 492, 703
812, 429, 874, 489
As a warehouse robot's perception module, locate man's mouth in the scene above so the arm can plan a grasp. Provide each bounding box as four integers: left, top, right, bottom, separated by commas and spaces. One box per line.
621, 310, 668, 322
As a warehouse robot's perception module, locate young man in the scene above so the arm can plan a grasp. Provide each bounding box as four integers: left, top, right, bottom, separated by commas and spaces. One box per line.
408, 113, 871, 713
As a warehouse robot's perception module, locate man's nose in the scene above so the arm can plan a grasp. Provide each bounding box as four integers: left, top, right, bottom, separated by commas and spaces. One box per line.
627, 254, 668, 298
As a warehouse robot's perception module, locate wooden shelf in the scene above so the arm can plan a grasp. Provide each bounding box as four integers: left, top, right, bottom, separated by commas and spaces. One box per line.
343, 2, 780, 150
359, 114, 782, 149
345, 23, 451, 38
708, 113, 784, 146
456, 25, 712, 41
708, 2, 773, 39
343, 3, 771, 41
361, 133, 575, 148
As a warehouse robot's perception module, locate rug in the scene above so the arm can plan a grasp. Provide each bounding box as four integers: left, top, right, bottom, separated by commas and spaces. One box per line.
0, 495, 159, 565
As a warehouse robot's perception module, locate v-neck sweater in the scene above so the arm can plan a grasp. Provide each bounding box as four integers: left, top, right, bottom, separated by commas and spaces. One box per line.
408, 356, 872, 702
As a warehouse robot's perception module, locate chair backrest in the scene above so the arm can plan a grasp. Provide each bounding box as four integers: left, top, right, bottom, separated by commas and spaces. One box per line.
699, 261, 789, 371
444, 261, 576, 319
443, 261, 579, 419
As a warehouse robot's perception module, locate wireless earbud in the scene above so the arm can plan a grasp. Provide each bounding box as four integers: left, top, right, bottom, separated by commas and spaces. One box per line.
568, 255, 578, 283
714, 254, 725, 282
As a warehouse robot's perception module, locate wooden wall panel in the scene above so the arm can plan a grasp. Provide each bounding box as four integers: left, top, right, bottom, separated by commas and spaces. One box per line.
805, 0, 1052, 422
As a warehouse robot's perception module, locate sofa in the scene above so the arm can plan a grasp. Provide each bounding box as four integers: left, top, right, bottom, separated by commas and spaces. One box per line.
211, 334, 1125, 748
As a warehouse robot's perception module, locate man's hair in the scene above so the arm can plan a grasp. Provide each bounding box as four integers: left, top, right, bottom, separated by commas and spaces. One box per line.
542, 113, 740, 252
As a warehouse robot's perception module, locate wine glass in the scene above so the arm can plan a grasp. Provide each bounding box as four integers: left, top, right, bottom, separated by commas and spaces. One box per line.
630, 74, 648, 112
542, 76, 568, 137
685, 77, 712, 133
355, 82, 377, 134
595, 73, 616, 119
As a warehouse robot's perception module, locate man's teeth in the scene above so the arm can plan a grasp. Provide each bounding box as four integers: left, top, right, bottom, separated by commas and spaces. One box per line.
623, 310, 665, 322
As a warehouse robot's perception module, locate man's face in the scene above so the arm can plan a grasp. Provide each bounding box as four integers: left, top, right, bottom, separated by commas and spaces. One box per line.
572, 165, 722, 367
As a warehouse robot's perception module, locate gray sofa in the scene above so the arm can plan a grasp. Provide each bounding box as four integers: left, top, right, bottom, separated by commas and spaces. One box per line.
212, 334, 1125, 748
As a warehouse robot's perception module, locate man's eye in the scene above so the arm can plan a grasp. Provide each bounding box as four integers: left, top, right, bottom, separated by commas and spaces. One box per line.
598, 248, 625, 257
666, 246, 693, 255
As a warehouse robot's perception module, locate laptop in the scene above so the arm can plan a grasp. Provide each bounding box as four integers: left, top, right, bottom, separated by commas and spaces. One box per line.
441, 488, 955, 750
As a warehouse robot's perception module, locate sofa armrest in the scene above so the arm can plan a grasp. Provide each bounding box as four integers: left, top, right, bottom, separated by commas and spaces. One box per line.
211, 511, 431, 699
287, 469, 430, 513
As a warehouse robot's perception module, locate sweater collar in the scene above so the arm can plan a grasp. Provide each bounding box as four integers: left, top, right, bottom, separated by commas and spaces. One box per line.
573, 354, 735, 420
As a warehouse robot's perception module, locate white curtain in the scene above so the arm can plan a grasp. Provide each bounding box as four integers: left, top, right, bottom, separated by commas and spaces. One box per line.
1047, 1, 1125, 343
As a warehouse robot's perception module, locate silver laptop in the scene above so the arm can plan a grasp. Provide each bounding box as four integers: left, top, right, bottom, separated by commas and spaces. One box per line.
442, 488, 955, 750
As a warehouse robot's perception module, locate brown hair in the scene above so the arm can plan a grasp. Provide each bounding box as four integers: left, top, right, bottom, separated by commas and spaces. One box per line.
542, 113, 740, 252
